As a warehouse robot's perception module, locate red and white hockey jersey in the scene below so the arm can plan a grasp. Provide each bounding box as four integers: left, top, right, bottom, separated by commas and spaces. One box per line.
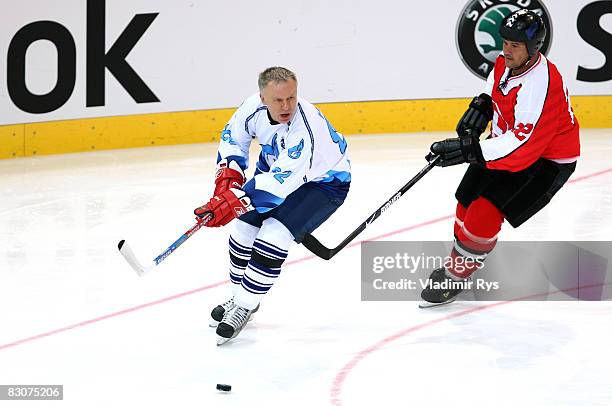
480, 53, 580, 172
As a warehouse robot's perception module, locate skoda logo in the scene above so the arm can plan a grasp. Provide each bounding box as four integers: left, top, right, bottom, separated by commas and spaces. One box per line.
456, 0, 553, 79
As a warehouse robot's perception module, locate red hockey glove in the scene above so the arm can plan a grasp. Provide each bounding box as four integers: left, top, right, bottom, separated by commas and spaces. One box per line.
214, 159, 246, 196
194, 188, 254, 227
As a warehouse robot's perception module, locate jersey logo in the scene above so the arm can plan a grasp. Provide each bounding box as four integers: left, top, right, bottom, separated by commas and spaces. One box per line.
261, 133, 280, 160
288, 139, 304, 159
220, 125, 237, 145
494, 85, 521, 134
318, 110, 347, 154
272, 167, 292, 184
512, 123, 534, 141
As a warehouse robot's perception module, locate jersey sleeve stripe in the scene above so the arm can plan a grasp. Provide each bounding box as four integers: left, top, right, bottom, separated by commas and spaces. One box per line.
298, 104, 315, 169
244, 106, 268, 134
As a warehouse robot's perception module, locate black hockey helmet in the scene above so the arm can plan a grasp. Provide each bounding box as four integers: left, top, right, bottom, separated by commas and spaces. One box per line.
499, 9, 546, 57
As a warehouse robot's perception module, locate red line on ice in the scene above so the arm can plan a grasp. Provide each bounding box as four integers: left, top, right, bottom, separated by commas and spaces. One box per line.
0, 166, 609, 352
0, 280, 227, 351
329, 302, 507, 406
568, 167, 612, 183
329, 282, 612, 406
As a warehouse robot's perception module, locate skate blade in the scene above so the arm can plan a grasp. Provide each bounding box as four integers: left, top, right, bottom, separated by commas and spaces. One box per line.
216, 336, 232, 346
216, 324, 248, 346
418, 298, 457, 309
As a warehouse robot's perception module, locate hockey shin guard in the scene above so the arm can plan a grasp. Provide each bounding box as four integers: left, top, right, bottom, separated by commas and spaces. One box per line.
228, 220, 260, 294
447, 197, 504, 279
235, 218, 293, 310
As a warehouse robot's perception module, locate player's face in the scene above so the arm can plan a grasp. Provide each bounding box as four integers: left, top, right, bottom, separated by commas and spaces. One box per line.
502, 40, 529, 69
260, 79, 298, 124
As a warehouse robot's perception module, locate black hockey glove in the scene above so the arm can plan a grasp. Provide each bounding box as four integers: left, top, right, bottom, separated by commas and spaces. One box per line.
426, 131, 484, 167
456, 93, 493, 138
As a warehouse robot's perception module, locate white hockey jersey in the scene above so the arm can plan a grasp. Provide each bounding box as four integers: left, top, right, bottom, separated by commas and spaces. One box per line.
480, 53, 580, 172
217, 93, 351, 212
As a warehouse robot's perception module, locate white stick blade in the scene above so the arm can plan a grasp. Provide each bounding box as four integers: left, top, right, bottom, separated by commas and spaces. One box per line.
117, 240, 149, 276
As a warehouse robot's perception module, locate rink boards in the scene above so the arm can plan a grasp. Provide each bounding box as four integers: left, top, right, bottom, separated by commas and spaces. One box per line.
1, 0, 611, 158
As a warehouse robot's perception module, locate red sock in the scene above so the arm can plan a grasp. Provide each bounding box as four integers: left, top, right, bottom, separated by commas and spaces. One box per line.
454, 201, 467, 237
447, 197, 504, 279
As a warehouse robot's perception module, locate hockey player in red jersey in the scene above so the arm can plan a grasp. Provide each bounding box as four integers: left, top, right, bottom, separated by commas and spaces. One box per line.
420, 9, 580, 306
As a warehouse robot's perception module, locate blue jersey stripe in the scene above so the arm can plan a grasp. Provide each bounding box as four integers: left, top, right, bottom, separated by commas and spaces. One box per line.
255, 151, 271, 173
243, 178, 285, 213
244, 106, 268, 134
298, 104, 315, 169
317, 170, 352, 183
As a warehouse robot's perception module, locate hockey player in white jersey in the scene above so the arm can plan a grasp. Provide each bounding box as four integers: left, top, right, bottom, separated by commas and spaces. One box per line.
194, 67, 351, 344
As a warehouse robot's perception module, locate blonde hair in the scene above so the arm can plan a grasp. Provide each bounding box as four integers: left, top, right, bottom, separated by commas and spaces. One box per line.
258, 67, 297, 90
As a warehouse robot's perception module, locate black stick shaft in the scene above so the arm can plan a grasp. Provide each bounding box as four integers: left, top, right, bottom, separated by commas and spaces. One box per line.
302, 156, 439, 259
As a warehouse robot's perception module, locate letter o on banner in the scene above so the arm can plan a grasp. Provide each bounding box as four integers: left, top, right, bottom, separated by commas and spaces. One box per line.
7, 21, 76, 114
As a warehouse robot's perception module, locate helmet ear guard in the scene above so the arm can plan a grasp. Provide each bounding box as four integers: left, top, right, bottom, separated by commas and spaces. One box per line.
499, 9, 547, 57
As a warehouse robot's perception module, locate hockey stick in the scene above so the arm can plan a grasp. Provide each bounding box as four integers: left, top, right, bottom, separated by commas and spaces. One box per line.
118, 213, 212, 276
301, 155, 440, 260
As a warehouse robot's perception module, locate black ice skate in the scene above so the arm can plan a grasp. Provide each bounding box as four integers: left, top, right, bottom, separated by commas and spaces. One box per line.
209, 297, 235, 327
419, 267, 466, 309
216, 305, 255, 346
209, 297, 259, 327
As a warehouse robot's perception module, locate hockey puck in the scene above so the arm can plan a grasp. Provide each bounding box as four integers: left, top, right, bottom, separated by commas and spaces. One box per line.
216, 384, 231, 392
